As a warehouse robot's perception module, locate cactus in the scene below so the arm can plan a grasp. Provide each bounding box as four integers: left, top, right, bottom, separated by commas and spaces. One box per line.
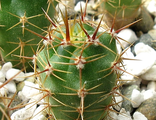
32, 6, 122, 119
99, 0, 142, 30
0, 97, 11, 120
0, 0, 57, 70
0, 103, 10, 120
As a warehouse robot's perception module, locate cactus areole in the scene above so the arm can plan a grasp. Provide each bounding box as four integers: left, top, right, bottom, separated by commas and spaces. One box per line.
37, 18, 118, 119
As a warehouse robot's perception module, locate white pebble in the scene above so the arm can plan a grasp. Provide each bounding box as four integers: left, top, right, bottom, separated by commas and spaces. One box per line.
117, 108, 132, 120
117, 28, 138, 48
131, 89, 144, 108
134, 43, 156, 55
18, 91, 27, 102
116, 43, 122, 54
31, 105, 47, 120
0, 71, 5, 82
11, 99, 37, 120
133, 111, 148, 120
148, 29, 156, 39
142, 89, 156, 100
6, 81, 16, 93
1, 62, 12, 74
31, 115, 46, 120
153, 24, 156, 29
25, 72, 35, 77
126, 43, 156, 76
122, 47, 135, 59
120, 47, 135, 81
147, 81, 156, 91
74, 1, 86, 12
147, 0, 156, 16
6, 68, 25, 81
11, 108, 29, 120
113, 91, 123, 111
109, 110, 118, 120
25, 99, 37, 111
22, 81, 41, 100
0, 82, 8, 96
140, 65, 156, 81
120, 72, 134, 81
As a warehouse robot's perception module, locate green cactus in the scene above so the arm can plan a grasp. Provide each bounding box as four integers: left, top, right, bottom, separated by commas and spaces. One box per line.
100, 0, 142, 30
33, 7, 121, 119
0, 0, 57, 70
0, 103, 10, 120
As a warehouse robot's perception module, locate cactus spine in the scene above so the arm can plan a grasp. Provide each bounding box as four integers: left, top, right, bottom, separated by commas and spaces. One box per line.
34, 7, 120, 119
100, 0, 142, 30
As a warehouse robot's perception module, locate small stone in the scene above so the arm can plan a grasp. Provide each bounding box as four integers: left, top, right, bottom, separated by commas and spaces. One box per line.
140, 65, 156, 81
131, 89, 144, 108
133, 111, 148, 120
138, 33, 156, 50
129, 43, 156, 76
122, 47, 135, 59
0, 82, 8, 96
113, 90, 123, 111
120, 47, 136, 82
147, 0, 156, 16
121, 43, 156, 78
131, 7, 154, 33
16, 76, 36, 92
154, 24, 156, 29
117, 108, 132, 120
16, 81, 25, 92
11, 99, 37, 120
108, 108, 118, 120
0, 70, 5, 82
6, 68, 25, 81
141, 89, 156, 101
147, 81, 156, 91
116, 43, 122, 54
22, 81, 40, 100
18, 91, 27, 102
121, 84, 140, 113
137, 97, 156, 120
31, 115, 46, 120
134, 42, 156, 55
56, 0, 76, 21
117, 28, 138, 48
9, 94, 23, 115
31, 105, 47, 120
6, 81, 16, 93
74, 1, 86, 12
148, 29, 156, 40
25, 76, 36, 83
1, 62, 12, 74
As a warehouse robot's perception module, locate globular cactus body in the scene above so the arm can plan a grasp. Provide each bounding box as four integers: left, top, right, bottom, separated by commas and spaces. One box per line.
37, 15, 118, 119
100, 0, 142, 30
0, 0, 57, 69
